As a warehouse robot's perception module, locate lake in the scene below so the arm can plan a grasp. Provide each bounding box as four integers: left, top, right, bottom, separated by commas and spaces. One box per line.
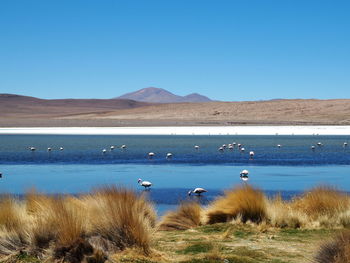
0, 134, 349, 215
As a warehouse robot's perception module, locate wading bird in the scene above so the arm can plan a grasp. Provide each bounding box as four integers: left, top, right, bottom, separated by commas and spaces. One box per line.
194, 145, 200, 150
166, 153, 173, 159
121, 145, 127, 149
240, 169, 249, 181
47, 147, 52, 152
249, 151, 255, 158
29, 147, 36, 151
188, 188, 207, 196
138, 179, 152, 189
59, 147, 64, 151
102, 149, 107, 154
110, 146, 115, 150
148, 152, 155, 158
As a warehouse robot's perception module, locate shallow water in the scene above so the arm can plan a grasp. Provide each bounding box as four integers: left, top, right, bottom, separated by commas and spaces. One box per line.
0, 135, 349, 215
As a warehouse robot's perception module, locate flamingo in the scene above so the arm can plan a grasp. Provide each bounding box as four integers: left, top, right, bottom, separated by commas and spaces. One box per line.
188, 188, 207, 196
138, 179, 152, 189
166, 153, 173, 159
240, 169, 249, 181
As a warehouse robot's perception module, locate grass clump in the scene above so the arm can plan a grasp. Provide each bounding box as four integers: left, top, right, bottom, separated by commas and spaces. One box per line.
314, 230, 350, 263
158, 202, 202, 231
292, 186, 349, 219
0, 186, 156, 263
206, 185, 267, 224
85, 186, 156, 255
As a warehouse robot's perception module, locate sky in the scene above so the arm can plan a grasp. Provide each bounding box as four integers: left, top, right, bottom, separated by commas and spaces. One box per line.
0, 0, 349, 101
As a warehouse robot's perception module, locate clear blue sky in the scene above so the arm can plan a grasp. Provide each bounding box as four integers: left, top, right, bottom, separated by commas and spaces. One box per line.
0, 0, 349, 101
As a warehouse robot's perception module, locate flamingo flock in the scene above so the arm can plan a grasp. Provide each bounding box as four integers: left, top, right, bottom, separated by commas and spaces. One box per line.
15, 140, 349, 196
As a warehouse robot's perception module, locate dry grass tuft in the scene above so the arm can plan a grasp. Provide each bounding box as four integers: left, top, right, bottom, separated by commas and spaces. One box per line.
314, 230, 350, 263
0, 197, 26, 234
292, 186, 350, 220
0, 197, 29, 256
266, 194, 306, 228
158, 202, 202, 231
0, 186, 156, 262
206, 185, 267, 224
85, 186, 156, 255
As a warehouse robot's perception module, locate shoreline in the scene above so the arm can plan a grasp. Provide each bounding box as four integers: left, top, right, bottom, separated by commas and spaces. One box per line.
1, 125, 350, 135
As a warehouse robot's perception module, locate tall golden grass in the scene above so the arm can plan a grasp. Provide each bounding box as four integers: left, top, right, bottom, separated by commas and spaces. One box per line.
292, 186, 349, 219
0, 184, 349, 262
202, 185, 350, 229
84, 187, 156, 255
0, 187, 156, 262
158, 202, 202, 230
206, 185, 267, 224
314, 230, 350, 263
267, 187, 350, 228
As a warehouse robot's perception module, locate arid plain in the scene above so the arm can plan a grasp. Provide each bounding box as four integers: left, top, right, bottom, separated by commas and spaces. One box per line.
1, 94, 350, 127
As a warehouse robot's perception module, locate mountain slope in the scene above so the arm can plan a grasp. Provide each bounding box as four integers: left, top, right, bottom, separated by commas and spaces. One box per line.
117, 87, 212, 103
0, 94, 152, 117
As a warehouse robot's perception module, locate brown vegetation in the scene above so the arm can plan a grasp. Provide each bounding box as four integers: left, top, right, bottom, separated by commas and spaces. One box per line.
0, 185, 350, 262
158, 202, 202, 231
206, 185, 267, 224
292, 186, 350, 219
314, 230, 350, 263
0, 187, 155, 263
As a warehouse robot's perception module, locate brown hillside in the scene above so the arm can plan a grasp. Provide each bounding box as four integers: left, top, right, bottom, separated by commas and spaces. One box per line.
60, 99, 350, 125
1, 94, 350, 126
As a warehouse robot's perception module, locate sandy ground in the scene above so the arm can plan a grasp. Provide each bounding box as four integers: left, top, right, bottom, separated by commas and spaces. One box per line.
2, 97, 350, 127
1, 125, 350, 135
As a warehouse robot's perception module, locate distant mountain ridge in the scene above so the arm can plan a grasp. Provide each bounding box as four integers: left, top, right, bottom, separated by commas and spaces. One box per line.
0, 93, 151, 118
117, 87, 212, 103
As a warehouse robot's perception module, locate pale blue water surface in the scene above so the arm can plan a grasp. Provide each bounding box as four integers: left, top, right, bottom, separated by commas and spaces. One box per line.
0, 135, 349, 215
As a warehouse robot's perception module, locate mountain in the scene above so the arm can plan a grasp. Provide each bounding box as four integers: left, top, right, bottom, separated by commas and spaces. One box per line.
183, 93, 212, 102
0, 94, 152, 118
117, 87, 212, 103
